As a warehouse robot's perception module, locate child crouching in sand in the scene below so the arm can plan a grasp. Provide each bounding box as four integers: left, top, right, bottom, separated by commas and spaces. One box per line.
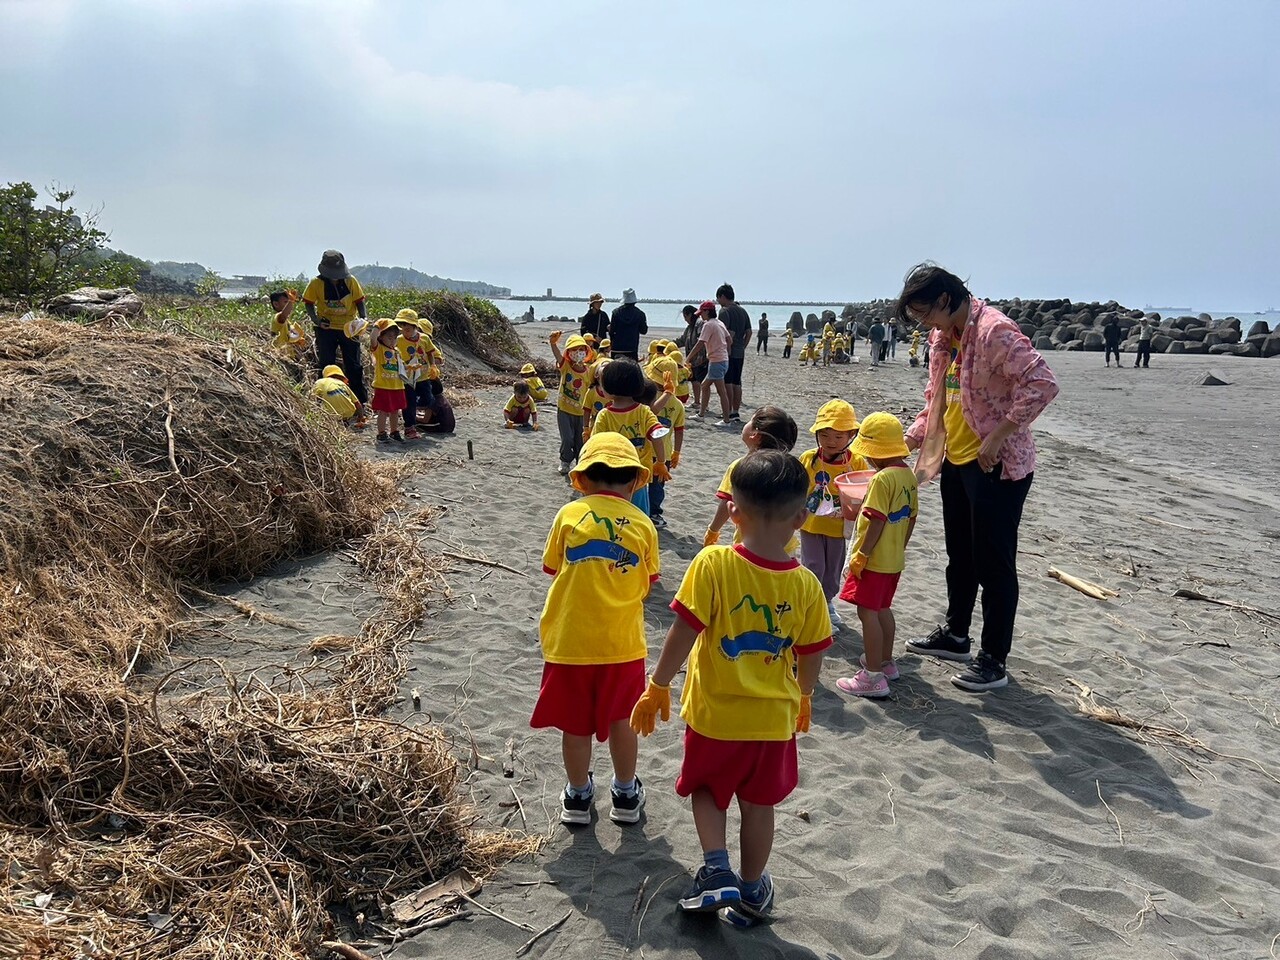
504, 380, 539, 430
632, 450, 832, 924
533, 433, 660, 825
835, 413, 918, 698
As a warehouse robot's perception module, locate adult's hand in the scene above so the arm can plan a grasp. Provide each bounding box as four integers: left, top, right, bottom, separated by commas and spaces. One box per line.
977, 421, 1017, 473
905, 435, 922, 453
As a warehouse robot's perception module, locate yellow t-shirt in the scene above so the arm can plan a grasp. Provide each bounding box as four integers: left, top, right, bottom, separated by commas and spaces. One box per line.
540, 493, 660, 664
397, 333, 443, 383
798, 448, 867, 538
301, 276, 366, 329
651, 395, 686, 468
785, 331, 795, 346
673, 544, 833, 741
717, 458, 800, 555
557, 357, 592, 416
944, 333, 981, 465
310, 377, 358, 419
852, 465, 918, 574
523, 374, 548, 402
593, 403, 664, 463
505, 394, 536, 417
371, 343, 406, 390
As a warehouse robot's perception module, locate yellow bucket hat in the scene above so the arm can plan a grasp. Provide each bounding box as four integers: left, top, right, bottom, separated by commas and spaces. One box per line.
343, 317, 371, 339
565, 334, 589, 353
584, 333, 597, 344
374, 318, 400, 335
664, 342, 680, 356
810, 398, 860, 433
647, 355, 677, 384
570, 432, 651, 490
321, 364, 346, 380
519, 362, 537, 375
419, 317, 434, 335
648, 340, 664, 356
394, 308, 422, 329
599, 338, 611, 350
667, 348, 684, 364
851, 412, 909, 460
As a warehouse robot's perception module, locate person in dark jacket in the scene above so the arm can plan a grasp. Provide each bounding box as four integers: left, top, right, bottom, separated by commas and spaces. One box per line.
1103, 316, 1122, 368
609, 288, 647, 360
580, 293, 609, 340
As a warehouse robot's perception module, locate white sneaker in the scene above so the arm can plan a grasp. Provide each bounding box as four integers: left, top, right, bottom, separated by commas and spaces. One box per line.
714, 419, 734, 427
557, 462, 570, 476
827, 602, 843, 627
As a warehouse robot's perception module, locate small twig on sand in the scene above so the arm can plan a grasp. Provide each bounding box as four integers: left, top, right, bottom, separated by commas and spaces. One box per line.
1218, 896, 1243, 918
881, 773, 897, 825
187, 586, 304, 629
1095, 779, 1124, 845
1269, 930, 1279, 959
1139, 514, 1202, 533
164, 393, 180, 475
443, 550, 529, 577
952, 923, 980, 948
320, 942, 377, 960
515, 911, 572, 957
390, 910, 472, 940
510, 785, 527, 830
1174, 588, 1280, 623
636, 874, 683, 960
623, 875, 649, 953
459, 893, 534, 932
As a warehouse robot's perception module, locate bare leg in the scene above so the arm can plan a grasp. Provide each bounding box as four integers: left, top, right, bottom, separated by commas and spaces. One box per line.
880, 607, 896, 664
714, 381, 731, 420
738, 800, 775, 882
729, 383, 743, 413
859, 604, 884, 670
606, 719, 637, 783
562, 733, 592, 788
692, 788, 728, 853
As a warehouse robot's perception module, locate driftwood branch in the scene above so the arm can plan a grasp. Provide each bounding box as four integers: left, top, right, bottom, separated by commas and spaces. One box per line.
1048, 566, 1118, 600
515, 911, 572, 957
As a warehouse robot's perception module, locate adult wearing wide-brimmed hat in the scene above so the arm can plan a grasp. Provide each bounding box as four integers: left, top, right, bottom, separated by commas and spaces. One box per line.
580, 293, 609, 341
609, 289, 647, 361
302, 250, 369, 404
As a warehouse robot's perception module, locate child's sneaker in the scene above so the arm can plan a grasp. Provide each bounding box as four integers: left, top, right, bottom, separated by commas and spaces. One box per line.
390, 431, 404, 443
650, 515, 668, 529
905, 624, 972, 662
376, 432, 390, 444
608, 777, 645, 825
678, 866, 741, 912
720, 872, 774, 927
560, 777, 594, 826
557, 462, 571, 476
404, 428, 420, 440
836, 669, 890, 698
859, 654, 900, 681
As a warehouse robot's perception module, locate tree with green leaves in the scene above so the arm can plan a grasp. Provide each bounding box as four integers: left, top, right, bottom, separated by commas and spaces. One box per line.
0, 181, 138, 306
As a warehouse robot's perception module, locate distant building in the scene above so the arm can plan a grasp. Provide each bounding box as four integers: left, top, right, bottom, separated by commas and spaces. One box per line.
546, 288, 553, 298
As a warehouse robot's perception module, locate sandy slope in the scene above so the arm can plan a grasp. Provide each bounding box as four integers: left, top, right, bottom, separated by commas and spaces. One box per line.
193, 329, 1280, 959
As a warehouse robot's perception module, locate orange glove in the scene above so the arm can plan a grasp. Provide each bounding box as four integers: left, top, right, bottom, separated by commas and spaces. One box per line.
652, 462, 671, 482
630, 678, 671, 736
847, 550, 870, 579
531, 420, 539, 431
582, 425, 591, 441
670, 451, 681, 469
505, 421, 515, 429
797, 693, 812, 733
662, 371, 676, 393
549, 330, 562, 346
703, 527, 721, 547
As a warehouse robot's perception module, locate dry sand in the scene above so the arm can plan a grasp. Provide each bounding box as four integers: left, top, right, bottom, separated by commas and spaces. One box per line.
194, 327, 1280, 959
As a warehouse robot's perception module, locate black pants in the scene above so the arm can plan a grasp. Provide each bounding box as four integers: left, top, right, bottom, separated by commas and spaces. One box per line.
316, 328, 367, 403
879, 340, 890, 362
757, 336, 768, 354
782, 344, 792, 358
404, 381, 434, 428
1105, 344, 1121, 364
941, 459, 1033, 663
1135, 341, 1151, 367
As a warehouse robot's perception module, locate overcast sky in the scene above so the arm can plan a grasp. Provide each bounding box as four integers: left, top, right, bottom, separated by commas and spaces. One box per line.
3, 0, 1277, 308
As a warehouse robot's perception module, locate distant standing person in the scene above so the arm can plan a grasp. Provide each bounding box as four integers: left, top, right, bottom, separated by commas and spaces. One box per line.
1103, 316, 1122, 368
685, 301, 732, 424
717, 283, 752, 421
580, 293, 609, 340
1133, 316, 1154, 368
868, 318, 886, 367
302, 250, 369, 404
896, 262, 1059, 693
888, 320, 898, 359
610, 289, 648, 361
678, 304, 707, 394
757, 313, 769, 354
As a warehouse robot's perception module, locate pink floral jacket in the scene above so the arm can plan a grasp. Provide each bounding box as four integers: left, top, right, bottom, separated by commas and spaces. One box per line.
906, 299, 1059, 482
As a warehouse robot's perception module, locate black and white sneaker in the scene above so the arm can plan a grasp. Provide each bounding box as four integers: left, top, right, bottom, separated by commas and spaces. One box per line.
560, 776, 594, 825
951, 652, 1008, 692
609, 778, 645, 824
905, 625, 972, 662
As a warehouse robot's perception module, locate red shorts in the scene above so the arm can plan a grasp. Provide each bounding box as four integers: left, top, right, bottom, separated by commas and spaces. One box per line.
530, 659, 646, 742
507, 406, 532, 424
371, 387, 407, 412
839, 569, 900, 611
676, 727, 798, 810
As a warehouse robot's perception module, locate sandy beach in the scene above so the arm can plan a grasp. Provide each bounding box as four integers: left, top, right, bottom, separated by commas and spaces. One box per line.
202, 325, 1280, 959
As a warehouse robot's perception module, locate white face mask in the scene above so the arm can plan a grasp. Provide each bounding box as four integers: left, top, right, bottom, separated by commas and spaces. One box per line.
568, 349, 586, 363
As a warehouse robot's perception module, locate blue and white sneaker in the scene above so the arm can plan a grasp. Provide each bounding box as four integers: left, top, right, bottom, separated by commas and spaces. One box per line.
720, 872, 774, 927
677, 866, 741, 912
559, 775, 594, 826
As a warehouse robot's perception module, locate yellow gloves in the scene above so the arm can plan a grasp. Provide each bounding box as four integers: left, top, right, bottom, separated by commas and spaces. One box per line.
847, 550, 870, 579
505, 421, 515, 429
670, 450, 681, 469
549, 330, 562, 346
630, 678, 671, 736
703, 527, 721, 547
797, 693, 812, 733
652, 462, 671, 482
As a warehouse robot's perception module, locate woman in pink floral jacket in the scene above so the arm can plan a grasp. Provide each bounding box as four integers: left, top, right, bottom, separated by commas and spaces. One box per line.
897, 263, 1059, 692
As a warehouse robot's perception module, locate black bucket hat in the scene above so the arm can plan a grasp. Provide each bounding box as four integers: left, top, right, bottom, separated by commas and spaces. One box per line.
318, 250, 349, 281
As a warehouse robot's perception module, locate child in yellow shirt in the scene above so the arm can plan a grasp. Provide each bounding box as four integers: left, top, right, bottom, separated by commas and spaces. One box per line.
582, 356, 613, 440
835, 413, 919, 698
269, 289, 306, 358
310, 364, 363, 423
534, 433, 660, 825
782, 328, 794, 359
519, 362, 549, 401
798, 400, 867, 626
369, 318, 408, 443
504, 380, 540, 430
394, 310, 439, 440
549, 331, 593, 475
645, 375, 684, 529
593, 359, 671, 518
631, 450, 832, 922
703, 406, 798, 549
665, 344, 692, 405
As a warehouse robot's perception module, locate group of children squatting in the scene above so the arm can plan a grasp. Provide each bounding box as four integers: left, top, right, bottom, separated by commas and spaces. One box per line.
532, 378, 919, 925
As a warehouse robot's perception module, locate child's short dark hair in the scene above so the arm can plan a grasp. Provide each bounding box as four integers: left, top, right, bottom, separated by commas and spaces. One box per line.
639, 380, 660, 405
600, 358, 645, 401
513, 380, 530, 396
748, 405, 798, 451
730, 451, 808, 519
581, 462, 641, 487
269, 291, 289, 304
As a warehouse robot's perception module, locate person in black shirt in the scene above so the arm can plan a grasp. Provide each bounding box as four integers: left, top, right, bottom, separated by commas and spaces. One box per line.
609, 288, 648, 360
580, 293, 609, 340
716, 283, 752, 420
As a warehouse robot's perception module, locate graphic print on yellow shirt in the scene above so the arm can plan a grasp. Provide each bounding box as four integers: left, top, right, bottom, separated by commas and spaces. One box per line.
716, 458, 800, 555
944, 333, 981, 465
672, 545, 832, 741
396, 335, 435, 384
557, 358, 592, 416
371, 344, 406, 390
593, 403, 662, 459
798, 448, 866, 538
301, 276, 366, 329
539, 493, 660, 665
311, 377, 358, 418
853, 464, 918, 574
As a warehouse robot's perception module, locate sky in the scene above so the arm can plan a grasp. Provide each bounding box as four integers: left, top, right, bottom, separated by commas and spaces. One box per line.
2, 0, 1278, 309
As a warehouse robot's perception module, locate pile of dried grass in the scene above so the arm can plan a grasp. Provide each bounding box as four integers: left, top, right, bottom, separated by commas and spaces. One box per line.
0, 320, 535, 958
412, 294, 533, 372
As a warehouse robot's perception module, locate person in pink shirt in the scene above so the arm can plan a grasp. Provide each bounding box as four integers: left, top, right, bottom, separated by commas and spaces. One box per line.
897, 263, 1059, 693
685, 301, 733, 425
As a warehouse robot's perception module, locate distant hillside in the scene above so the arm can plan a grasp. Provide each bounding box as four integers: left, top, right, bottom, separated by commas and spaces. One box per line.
352, 264, 510, 298
150, 260, 211, 284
